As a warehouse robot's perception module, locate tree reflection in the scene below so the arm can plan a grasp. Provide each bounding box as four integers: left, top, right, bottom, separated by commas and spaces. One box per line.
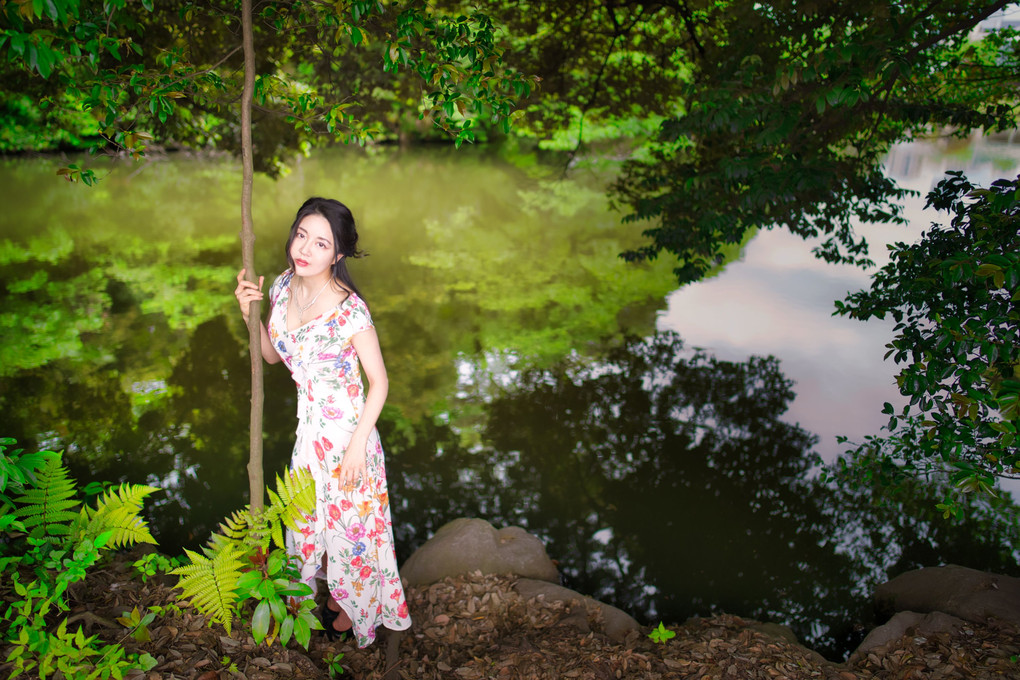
5, 309, 1018, 659
4, 150, 1019, 660
384, 333, 1020, 659
0, 314, 294, 548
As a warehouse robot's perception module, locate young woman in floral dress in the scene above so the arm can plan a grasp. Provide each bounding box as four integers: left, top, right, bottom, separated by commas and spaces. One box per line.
233, 197, 411, 646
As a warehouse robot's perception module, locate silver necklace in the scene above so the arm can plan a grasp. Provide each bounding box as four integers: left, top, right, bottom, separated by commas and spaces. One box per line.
295, 277, 331, 322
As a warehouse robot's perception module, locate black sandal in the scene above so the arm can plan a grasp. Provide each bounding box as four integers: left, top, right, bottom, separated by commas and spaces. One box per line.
319, 599, 341, 639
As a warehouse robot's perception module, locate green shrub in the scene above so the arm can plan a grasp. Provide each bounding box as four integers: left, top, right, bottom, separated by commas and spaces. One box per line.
0, 437, 159, 679
171, 467, 323, 648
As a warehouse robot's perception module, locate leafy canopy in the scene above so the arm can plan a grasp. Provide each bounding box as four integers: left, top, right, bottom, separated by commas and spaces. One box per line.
610, 0, 1018, 283
0, 0, 538, 174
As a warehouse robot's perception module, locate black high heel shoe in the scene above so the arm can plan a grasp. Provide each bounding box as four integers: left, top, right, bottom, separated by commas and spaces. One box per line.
319, 599, 342, 640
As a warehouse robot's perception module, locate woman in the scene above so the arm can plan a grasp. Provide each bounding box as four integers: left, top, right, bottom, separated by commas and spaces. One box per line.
233, 197, 411, 646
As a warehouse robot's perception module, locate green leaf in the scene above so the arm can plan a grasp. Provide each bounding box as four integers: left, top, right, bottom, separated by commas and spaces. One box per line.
294, 614, 311, 649
94, 529, 113, 548
267, 550, 284, 576
277, 582, 313, 598
279, 616, 295, 646
252, 600, 271, 644
257, 578, 276, 601
234, 570, 262, 594
268, 595, 286, 623
648, 621, 676, 644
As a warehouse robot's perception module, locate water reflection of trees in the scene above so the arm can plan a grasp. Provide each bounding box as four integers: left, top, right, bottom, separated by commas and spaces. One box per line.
0, 315, 296, 549
0, 149, 678, 416
385, 333, 1020, 660
5, 308, 1019, 658
3, 150, 1019, 659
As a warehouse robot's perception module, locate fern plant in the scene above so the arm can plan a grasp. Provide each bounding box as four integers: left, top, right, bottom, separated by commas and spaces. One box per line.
69, 482, 161, 549
0, 438, 160, 679
214, 466, 317, 552
0, 437, 55, 524
11, 454, 80, 540
172, 466, 322, 648
172, 542, 248, 633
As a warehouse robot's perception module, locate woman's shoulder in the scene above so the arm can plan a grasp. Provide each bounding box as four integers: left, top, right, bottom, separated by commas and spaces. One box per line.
268, 269, 293, 302
342, 290, 368, 311
341, 290, 374, 329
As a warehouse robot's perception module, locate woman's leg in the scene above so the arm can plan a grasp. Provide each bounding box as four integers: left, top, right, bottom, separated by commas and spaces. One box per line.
327, 596, 353, 631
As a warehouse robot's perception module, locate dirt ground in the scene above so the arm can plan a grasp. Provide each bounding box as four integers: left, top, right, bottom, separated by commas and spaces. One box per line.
4, 556, 1019, 679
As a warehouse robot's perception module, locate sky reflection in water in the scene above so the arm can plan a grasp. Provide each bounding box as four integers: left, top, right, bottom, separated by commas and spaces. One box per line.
658, 135, 1020, 468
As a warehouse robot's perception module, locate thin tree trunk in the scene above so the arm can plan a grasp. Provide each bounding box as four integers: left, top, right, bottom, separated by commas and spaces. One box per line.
240, 0, 264, 512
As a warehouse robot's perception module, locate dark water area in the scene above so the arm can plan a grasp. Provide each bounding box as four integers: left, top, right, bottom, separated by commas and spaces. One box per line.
2, 145, 1019, 660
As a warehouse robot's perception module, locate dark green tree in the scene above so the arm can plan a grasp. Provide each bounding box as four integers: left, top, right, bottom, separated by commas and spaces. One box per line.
833, 172, 1020, 510
609, 0, 1018, 282
0, 0, 536, 171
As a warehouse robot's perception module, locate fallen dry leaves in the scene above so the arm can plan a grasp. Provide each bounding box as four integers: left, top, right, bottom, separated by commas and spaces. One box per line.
2, 556, 1018, 679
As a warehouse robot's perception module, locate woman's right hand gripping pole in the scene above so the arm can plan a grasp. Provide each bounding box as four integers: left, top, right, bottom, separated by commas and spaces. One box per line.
234, 269, 264, 324
234, 269, 281, 364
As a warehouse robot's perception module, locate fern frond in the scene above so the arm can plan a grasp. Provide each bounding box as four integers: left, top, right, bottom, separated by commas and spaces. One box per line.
217, 507, 254, 541
245, 511, 272, 552
275, 467, 316, 529
206, 531, 237, 554
211, 506, 272, 553
266, 467, 315, 549
12, 455, 80, 538
268, 509, 285, 550
170, 543, 246, 634
71, 484, 159, 549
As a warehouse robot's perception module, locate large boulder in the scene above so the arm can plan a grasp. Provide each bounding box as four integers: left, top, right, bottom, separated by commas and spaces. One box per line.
400, 518, 560, 586
850, 611, 967, 663
874, 565, 1020, 627
513, 578, 640, 643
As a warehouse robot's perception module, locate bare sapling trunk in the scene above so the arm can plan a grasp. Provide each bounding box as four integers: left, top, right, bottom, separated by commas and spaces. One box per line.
239, 0, 265, 512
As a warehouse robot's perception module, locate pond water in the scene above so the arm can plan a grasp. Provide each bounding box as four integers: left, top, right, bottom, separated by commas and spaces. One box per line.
1, 138, 1019, 660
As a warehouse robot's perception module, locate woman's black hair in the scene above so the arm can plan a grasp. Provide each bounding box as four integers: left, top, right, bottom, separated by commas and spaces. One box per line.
285, 197, 367, 302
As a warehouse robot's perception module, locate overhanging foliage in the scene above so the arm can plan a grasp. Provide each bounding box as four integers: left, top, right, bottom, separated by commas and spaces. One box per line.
610, 0, 1019, 283
835, 172, 1020, 504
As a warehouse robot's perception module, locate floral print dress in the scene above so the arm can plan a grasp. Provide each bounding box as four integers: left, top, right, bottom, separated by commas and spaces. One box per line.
267, 270, 411, 647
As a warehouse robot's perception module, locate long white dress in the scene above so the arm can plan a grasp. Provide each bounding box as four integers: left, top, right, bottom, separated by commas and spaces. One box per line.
268, 270, 411, 647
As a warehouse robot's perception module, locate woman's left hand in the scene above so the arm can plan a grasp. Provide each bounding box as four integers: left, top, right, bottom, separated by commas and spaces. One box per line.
338, 437, 368, 489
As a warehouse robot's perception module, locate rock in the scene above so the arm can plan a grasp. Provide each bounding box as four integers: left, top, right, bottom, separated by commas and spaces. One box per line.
513, 578, 640, 642
748, 621, 799, 645
851, 611, 925, 661
916, 610, 969, 636
400, 518, 560, 586
874, 565, 1020, 627
850, 610, 967, 663
747, 622, 829, 666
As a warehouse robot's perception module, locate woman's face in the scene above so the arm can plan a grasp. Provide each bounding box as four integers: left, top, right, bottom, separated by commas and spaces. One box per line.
290, 214, 340, 278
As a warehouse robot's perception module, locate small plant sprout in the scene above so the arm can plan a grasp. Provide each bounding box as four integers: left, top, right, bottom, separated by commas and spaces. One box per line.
649, 622, 676, 644
116, 607, 156, 643
324, 651, 345, 677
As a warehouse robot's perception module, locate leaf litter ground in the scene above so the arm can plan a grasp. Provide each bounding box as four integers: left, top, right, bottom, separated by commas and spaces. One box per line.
3, 553, 1018, 679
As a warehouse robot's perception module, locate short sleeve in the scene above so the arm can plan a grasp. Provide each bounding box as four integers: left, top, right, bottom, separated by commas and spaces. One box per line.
268, 272, 289, 307
347, 294, 374, 336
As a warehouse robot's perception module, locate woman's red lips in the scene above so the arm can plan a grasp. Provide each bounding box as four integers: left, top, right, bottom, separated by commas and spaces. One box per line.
295, 259, 308, 266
